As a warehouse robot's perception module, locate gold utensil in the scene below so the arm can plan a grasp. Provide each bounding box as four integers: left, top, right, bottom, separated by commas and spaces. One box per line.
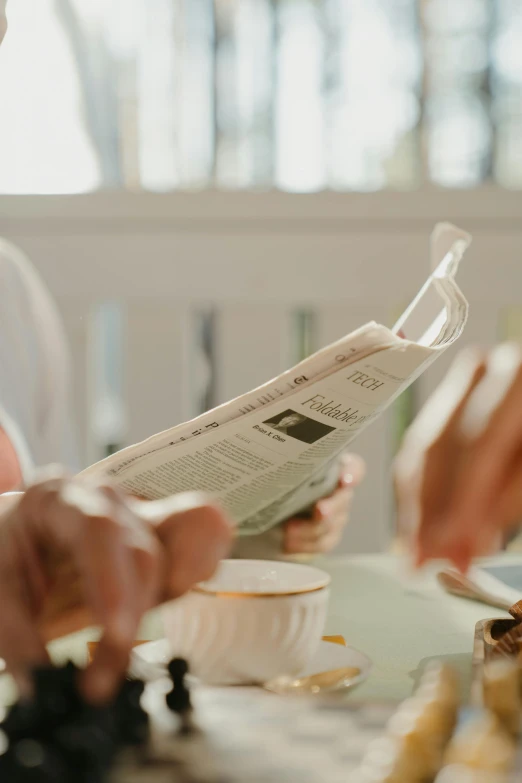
264, 666, 362, 696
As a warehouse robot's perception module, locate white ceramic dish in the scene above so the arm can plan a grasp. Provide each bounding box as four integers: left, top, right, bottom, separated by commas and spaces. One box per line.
131, 638, 373, 692
161, 559, 331, 685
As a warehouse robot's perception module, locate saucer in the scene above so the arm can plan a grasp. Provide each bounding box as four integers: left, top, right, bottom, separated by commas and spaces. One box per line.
130, 638, 372, 690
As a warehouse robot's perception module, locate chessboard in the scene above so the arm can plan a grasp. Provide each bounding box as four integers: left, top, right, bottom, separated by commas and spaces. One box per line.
116, 680, 395, 783
0, 658, 395, 783
2, 656, 522, 782
126, 675, 522, 783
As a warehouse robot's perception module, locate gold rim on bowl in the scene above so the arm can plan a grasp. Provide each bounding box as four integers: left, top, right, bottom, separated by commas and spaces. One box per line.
191, 582, 330, 599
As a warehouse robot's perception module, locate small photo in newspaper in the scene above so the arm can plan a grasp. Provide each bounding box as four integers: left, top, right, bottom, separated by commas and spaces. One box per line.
263, 409, 335, 444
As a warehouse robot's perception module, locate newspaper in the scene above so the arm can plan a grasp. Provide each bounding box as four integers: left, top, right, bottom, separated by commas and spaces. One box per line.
82, 223, 472, 535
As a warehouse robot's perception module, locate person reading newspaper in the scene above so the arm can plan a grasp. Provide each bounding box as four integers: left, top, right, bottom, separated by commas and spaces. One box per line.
0, 218, 472, 701
0, 217, 360, 560
82, 223, 472, 546
0, 230, 362, 555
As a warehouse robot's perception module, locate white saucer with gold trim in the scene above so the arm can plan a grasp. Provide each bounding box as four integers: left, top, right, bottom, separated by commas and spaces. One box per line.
131, 637, 372, 694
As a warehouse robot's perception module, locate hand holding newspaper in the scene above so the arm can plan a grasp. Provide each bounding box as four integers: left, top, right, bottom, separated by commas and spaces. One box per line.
82, 224, 472, 536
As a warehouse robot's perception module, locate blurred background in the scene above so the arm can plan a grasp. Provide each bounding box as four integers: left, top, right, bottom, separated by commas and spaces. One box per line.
1, 0, 522, 192
1, 0, 522, 551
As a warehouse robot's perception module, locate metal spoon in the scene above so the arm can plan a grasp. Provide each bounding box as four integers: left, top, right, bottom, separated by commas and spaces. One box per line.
264, 666, 362, 696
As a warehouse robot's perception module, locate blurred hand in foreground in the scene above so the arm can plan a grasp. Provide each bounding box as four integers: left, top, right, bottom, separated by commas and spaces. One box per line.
395, 344, 522, 571
0, 472, 232, 702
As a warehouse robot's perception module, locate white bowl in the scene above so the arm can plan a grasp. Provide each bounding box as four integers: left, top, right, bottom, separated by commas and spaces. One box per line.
162, 559, 330, 685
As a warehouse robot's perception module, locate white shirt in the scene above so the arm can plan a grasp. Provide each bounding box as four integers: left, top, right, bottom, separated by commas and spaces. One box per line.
0, 238, 77, 480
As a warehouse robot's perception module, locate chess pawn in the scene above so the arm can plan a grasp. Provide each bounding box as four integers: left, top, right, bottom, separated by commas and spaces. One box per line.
444, 712, 516, 774
483, 658, 521, 737
166, 658, 193, 732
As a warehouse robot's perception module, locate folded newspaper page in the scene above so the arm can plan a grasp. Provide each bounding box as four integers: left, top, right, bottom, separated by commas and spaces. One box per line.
82, 223, 471, 535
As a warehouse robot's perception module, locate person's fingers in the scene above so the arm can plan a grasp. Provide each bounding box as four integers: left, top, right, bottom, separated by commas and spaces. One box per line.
414, 345, 522, 569
0, 594, 50, 697
27, 479, 157, 704
394, 348, 487, 565
0, 506, 50, 691
285, 520, 330, 549
4, 481, 231, 702
406, 359, 522, 572
97, 485, 163, 616
283, 459, 359, 555
0, 530, 50, 694
440, 345, 522, 558
140, 493, 233, 600
5, 502, 50, 617
284, 485, 353, 554
338, 453, 366, 488
284, 509, 349, 553
317, 529, 343, 553
34, 482, 230, 628
445, 449, 522, 568
495, 452, 522, 534
73, 517, 143, 703
70, 491, 162, 704
314, 486, 353, 522
285, 526, 343, 555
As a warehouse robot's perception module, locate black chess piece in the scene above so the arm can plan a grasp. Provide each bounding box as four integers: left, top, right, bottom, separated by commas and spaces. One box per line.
166, 658, 193, 733
0, 740, 14, 778
1, 662, 80, 744
32, 661, 80, 725
49, 675, 149, 780
1, 699, 44, 743
1, 663, 151, 782
114, 678, 149, 747
9, 738, 70, 782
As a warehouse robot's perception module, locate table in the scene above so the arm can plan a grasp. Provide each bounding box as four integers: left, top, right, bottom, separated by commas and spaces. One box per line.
1, 552, 521, 708
323, 553, 521, 703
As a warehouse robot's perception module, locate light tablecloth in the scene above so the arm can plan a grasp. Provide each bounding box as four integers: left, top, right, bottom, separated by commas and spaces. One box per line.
1, 553, 521, 707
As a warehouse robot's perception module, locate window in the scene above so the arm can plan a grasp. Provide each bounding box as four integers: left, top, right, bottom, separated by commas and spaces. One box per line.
0, 0, 521, 193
